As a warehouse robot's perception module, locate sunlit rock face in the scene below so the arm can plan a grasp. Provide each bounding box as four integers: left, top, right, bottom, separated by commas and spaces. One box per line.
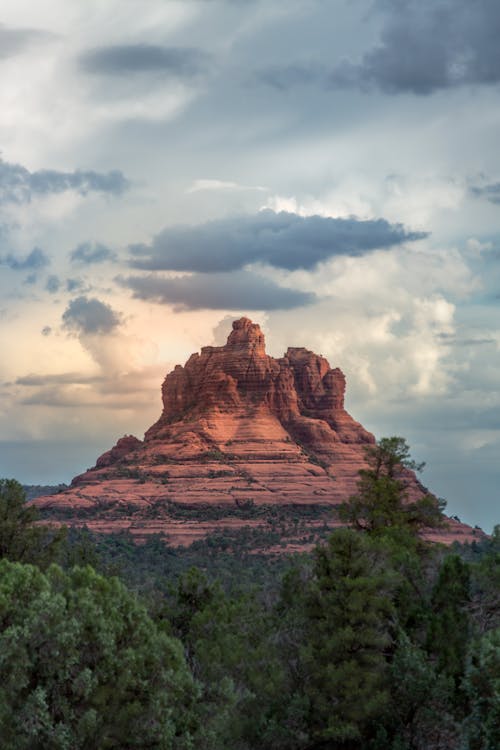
145, 316, 373, 455
33, 318, 484, 549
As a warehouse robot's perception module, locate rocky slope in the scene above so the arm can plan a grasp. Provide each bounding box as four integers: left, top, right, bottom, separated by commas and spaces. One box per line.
33, 318, 483, 550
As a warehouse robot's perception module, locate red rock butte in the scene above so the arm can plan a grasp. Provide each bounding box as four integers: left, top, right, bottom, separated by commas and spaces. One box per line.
34, 318, 482, 549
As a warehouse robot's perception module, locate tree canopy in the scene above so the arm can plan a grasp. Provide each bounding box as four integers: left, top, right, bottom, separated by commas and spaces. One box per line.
0, 560, 199, 749
338, 437, 445, 537
0, 478, 66, 568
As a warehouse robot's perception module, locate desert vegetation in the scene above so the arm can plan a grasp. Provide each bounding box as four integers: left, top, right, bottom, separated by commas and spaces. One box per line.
1, 441, 499, 749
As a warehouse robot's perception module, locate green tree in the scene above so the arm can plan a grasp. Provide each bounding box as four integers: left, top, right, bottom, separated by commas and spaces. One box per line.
469, 527, 500, 634
375, 632, 459, 750
463, 627, 500, 750
362, 437, 426, 479
338, 438, 445, 537
0, 478, 66, 568
427, 555, 471, 698
0, 560, 199, 749
167, 567, 294, 750
301, 529, 395, 748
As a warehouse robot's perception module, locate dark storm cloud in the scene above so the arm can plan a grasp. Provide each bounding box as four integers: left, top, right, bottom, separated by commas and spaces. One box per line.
70, 242, 117, 264
329, 0, 500, 95
257, 1, 500, 96
0, 23, 55, 59
119, 270, 315, 311
0, 247, 49, 271
0, 158, 129, 204
62, 296, 121, 335
470, 182, 500, 205
80, 44, 211, 78
129, 210, 426, 272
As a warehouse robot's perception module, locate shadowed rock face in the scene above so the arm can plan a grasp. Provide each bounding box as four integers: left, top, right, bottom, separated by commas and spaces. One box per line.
32, 318, 484, 549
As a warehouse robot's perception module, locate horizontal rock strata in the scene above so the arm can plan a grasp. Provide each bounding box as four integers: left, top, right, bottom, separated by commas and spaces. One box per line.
33, 318, 483, 549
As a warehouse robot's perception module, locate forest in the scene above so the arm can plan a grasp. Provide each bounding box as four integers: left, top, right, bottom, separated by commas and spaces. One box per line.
0, 438, 499, 750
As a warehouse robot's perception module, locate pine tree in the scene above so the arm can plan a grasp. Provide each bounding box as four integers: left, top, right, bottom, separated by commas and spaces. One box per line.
0, 478, 66, 568
427, 555, 471, 698
338, 438, 445, 537
302, 529, 395, 748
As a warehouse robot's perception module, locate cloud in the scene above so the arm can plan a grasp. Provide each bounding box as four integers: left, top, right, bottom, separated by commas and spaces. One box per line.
62, 296, 122, 335
79, 44, 211, 78
257, 2, 500, 96
66, 278, 86, 292
212, 315, 236, 345
470, 182, 500, 204
187, 179, 267, 193
328, 0, 500, 95
18, 385, 148, 409
16, 372, 104, 386
0, 158, 129, 204
119, 270, 316, 310
0, 247, 49, 271
0, 23, 55, 60
41, 326, 52, 337
13, 362, 167, 421
437, 333, 496, 346
15, 366, 163, 396
70, 241, 117, 264
129, 210, 426, 272
45, 275, 60, 294
255, 62, 326, 91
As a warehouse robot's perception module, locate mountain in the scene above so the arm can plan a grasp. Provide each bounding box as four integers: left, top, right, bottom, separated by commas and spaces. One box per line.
33, 318, 482, 550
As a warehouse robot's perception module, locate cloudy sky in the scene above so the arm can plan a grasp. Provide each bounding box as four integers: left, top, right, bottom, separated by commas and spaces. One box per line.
1, 0, 500, 531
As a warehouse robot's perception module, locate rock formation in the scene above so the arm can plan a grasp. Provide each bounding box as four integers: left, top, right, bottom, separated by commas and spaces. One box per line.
33, 318, 483, 549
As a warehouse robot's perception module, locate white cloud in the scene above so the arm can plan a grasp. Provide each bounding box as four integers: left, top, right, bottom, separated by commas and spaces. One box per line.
262, 238, 475, 405
465, 237, 494, 256
187, 178, 268, 193
264, 173, 466, 230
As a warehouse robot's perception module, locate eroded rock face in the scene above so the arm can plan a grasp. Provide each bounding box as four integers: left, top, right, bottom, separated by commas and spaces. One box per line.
95, 435, 143, 469
33, 318, 483, 549
145, 317, 372, 449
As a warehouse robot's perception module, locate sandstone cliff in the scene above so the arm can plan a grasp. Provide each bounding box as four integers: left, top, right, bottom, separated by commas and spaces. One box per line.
33, 318, 482, 549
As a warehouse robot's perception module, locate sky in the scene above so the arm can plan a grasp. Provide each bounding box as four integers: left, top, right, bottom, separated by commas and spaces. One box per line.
0, 0, 499, 531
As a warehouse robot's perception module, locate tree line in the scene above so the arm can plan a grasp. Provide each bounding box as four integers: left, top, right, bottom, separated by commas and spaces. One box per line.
0, 438, 499, 749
